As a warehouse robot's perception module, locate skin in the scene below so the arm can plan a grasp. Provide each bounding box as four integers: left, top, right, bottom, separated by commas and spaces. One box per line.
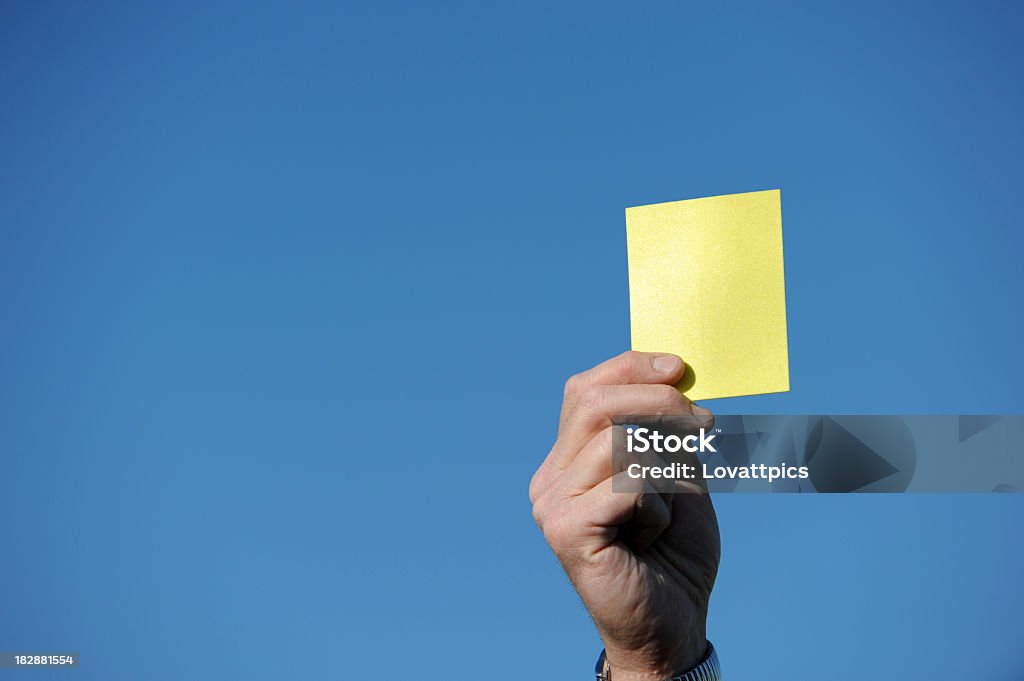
529, 351, 721, 681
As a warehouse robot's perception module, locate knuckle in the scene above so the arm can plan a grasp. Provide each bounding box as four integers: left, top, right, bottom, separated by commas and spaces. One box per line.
563, 372, 585, 400
576, 385, 606, 413
616, 350, 644, 379
652, 383, 685, 408
542, 513, 575, 548
531, 501, 545, 530
531, 493, 551, 530
588, 427, 617, 464
528, 468, 545, 505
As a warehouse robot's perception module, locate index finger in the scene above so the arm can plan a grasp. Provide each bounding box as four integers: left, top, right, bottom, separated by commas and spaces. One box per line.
560, 351, 686, 429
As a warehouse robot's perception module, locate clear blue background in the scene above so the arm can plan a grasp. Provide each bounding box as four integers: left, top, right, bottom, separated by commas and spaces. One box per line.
1, 1, 1022, 679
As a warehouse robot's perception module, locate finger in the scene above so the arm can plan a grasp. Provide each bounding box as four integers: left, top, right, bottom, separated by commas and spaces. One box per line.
574, 471, 672, 556
550, 383, 695, 474
551, 425, 711, 501
690, 403, 715, 429
560, 351, 686, 429
540, 426, 616, 500
533, 400, 711, 505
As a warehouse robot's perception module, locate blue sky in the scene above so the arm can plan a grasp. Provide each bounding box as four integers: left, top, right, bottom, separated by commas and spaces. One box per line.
1, 2, 1022, 679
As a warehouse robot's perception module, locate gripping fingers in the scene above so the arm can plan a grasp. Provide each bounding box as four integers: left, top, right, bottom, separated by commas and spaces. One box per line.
536, 470, 674, 565
551, 383, 694, 473
559, 351, 686, 430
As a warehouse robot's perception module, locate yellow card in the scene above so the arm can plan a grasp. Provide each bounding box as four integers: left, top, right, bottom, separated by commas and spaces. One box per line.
626, 189, 789, 401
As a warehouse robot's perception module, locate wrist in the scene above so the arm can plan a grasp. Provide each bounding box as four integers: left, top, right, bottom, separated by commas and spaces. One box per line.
597, 640, 717, 681
601, 632, 707, 681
